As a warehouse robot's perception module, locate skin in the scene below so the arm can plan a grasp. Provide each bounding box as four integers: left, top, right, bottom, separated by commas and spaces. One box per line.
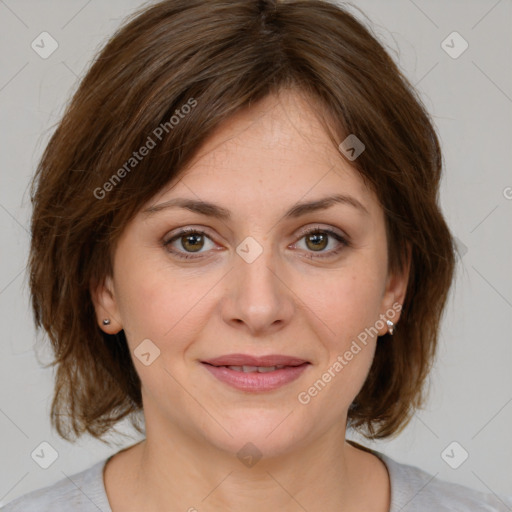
92, 88, 410, 512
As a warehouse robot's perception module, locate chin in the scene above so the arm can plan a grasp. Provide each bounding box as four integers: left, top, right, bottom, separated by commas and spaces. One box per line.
199, 407, 311, 461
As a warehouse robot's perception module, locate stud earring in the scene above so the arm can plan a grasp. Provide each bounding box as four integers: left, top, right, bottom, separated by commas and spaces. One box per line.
102, 319, 111, 326
386, 319, 395, 335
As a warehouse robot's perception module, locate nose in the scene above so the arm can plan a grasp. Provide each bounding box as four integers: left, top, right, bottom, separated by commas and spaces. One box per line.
220, 239, 295, 337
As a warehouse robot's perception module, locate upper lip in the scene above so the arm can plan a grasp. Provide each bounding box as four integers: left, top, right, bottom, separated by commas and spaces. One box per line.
202, 354, 309, 367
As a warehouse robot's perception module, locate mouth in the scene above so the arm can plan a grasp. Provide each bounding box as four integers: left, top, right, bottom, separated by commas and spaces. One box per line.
200, 354, 311, 392
205, 364, 299, 373
202, 353, 309, 367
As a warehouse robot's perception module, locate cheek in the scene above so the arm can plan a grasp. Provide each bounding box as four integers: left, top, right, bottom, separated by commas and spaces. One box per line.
302, 279, 380, 410
113, 255, 214, 348
310, 266, 385, 344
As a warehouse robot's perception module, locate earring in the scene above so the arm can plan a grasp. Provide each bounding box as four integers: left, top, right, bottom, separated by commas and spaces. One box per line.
102, 319, 111, 326
386, 319, 395, 335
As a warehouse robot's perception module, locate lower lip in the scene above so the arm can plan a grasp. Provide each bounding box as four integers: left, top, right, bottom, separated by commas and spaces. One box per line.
201, 363, 310, 392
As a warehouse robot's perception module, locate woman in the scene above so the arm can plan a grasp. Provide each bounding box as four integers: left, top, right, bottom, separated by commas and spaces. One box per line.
2, 0, 510, 511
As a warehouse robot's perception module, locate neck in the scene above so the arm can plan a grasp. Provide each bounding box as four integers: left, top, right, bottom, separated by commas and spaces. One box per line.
122, 421, 389, 512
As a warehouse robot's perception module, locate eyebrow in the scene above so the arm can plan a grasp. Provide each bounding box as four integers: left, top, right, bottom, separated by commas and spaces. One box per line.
142, 193, 369, 220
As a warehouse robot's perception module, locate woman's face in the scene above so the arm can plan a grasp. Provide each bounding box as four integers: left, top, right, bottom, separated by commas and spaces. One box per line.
93, 90, 408, 458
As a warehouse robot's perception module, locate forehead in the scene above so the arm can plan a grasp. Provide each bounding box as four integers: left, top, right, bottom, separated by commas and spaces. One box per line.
185, 90, 343, 173
147, 89, 379, 217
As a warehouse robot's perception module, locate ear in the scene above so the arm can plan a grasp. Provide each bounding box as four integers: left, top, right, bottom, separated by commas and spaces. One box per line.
90, 275, 123, 334
377, 244, 411, 336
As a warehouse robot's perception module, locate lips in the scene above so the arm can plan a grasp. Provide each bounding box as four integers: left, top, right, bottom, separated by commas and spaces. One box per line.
200, 354, 310, 392
202, 354, 309, 367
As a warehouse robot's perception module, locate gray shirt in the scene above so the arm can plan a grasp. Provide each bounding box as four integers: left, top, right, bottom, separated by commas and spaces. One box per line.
1, 449, 511, 511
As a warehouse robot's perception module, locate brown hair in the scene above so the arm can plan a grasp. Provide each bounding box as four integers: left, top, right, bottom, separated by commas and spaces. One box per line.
28, 0, 456, 443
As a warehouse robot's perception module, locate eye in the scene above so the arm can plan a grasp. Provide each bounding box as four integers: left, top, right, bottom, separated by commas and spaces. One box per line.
163, 227, 217, 260
293, 226, 349, 259
163, 225, 349, 261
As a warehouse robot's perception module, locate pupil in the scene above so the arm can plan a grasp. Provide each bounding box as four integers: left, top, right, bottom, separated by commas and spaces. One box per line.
307, 233, 327, 251
183, 234, 203, 252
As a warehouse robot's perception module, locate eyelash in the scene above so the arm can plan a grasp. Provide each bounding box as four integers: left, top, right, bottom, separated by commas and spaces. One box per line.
163, 226, 349, 261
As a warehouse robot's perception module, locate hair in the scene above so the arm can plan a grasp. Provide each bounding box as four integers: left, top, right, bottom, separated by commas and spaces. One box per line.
28, 0, 456, 444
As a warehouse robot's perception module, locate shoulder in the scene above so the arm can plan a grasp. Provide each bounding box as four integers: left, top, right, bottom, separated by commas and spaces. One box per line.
0, 458, 111, 512
377, 451, 512, 512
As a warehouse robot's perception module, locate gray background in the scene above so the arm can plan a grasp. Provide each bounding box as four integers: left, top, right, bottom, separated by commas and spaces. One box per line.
0, 0, 511, 506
